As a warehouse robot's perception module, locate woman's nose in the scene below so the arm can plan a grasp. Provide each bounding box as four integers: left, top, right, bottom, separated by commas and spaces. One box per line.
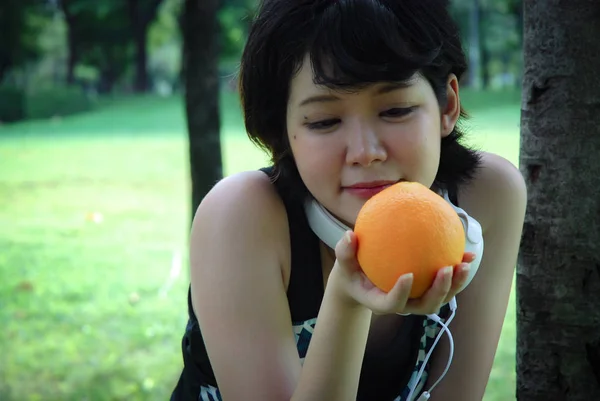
345, 122, 387, 167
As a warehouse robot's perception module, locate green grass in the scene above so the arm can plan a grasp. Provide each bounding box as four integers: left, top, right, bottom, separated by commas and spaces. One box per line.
0, 87, 521, 401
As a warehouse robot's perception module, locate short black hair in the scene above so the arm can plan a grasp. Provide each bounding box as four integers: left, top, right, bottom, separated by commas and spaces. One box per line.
239, 0, 482, 199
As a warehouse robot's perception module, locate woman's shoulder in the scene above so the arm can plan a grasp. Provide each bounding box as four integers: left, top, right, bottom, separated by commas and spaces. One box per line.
200, 169, 282, 209
458, 151, 527, 232
192, 169, 291, 261
196, 168, 289, 222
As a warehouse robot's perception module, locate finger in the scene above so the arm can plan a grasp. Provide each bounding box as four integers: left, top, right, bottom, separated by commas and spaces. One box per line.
381, 273, 413, 311
452, 263, 471, 291
462, 252, 476, 263
405, 265, 453, 314
334, 231, 359, 269
349, 271, 411, 314
361, 272, 412, 314
442, 263, 471, 304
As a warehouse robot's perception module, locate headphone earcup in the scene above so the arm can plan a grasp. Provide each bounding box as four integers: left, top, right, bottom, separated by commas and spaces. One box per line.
455, 210, 484, 292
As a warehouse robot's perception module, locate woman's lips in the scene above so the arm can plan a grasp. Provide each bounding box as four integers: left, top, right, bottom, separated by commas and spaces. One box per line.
344, 185, 392, 199
343, 181, 401, 199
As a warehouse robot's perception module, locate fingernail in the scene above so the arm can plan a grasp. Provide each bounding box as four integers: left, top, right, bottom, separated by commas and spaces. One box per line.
462, 264, 471, 274
344, 231, 352, 245
442, 266, 453, 277
402, 273, 414, 283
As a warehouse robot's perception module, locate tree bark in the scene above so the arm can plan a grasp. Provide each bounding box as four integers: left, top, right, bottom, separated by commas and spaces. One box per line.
517, 1, 600, 400
128, 0, 163, 93
182, 0, 224, 218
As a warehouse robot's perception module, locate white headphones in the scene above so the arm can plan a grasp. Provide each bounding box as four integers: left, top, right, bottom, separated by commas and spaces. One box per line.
303, 189, 484, 401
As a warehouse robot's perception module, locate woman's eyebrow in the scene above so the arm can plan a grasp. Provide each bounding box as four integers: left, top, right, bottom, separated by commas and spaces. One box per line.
298, 94, 341, 108
298, 81, 414, 107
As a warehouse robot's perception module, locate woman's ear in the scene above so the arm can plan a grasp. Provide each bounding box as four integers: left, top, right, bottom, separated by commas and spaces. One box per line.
441, 74, 461, 137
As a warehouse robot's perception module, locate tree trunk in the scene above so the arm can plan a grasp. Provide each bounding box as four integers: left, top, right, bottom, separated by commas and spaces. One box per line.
128, 0, 163, 93
133, 26, 149, 92
66, 26, 77, 85
0, 61, 9, 85
479, 7, 490, 90
60, 0, 77, 85
517, 1, 600, 400
98, 65, 117, 94
511, 0, 524, 49
510, 0, 524, 89
182, 0, 224, 218
467, 0, 481, 89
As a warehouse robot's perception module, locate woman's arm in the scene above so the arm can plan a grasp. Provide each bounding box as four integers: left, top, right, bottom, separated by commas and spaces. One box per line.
427, 152, 527, 401
190, 171, 374, 401
291, 268, 374, 401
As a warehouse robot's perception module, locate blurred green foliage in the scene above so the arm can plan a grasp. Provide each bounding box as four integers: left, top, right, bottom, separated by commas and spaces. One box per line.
0, 87, 26, 123
0, 85, 93, 123
25, 85, 94, 120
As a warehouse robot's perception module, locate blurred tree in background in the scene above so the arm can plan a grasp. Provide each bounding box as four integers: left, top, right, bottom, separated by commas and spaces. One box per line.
0, 0, 523, 114
59, 0, 165, 93
451, 0, 523, 89
60, 0, 134, 93
128, 0, 165, 92
0, 0, 53, 85
182, 0, 224, 216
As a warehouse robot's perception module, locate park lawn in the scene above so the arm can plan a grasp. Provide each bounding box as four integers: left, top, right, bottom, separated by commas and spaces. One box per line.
0, 88, 520, 401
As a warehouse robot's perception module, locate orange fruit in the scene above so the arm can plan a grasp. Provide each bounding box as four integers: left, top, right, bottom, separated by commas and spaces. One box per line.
354, 181, 465, 298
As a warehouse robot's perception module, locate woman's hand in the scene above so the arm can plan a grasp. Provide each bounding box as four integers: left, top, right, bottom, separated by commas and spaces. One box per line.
329, 231, 475, 316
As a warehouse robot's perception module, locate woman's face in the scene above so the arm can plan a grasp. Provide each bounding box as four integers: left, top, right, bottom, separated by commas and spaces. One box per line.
286, 56, 461, 226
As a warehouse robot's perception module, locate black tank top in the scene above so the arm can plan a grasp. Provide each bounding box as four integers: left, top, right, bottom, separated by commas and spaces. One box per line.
170, 167, 441, 401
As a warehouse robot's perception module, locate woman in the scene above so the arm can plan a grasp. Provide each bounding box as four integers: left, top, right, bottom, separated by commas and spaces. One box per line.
171, 1, 527, 400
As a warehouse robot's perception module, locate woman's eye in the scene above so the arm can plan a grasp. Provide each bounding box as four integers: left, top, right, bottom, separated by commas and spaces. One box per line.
381, 107, 415, 118
305, 108, 413, 130
306, 119, 340, 130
